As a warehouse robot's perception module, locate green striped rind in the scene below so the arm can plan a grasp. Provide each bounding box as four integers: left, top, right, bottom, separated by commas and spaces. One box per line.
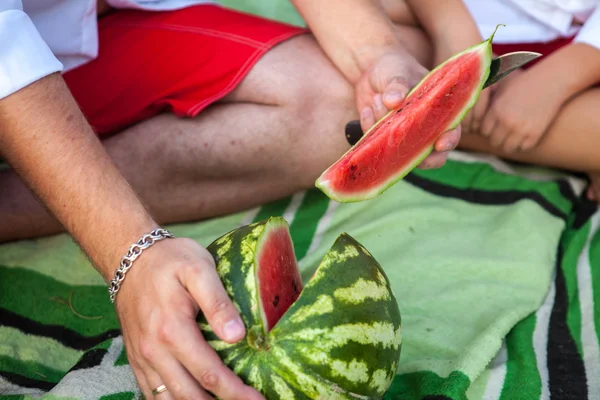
315, 27, 499, 203
199, 219, 271, 378
204, 219, 268, 330
271, 233, 402, 399
200, 218, 402, 399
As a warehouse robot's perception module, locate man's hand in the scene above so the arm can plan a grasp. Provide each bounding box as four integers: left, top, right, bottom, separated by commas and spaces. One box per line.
116, 238, 264, 400
0, 74, 263, 399
291, 0, 461, 170
355, 47, 462, 169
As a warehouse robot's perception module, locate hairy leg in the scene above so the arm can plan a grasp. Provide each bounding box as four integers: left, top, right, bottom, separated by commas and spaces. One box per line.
0, 35, 356, 242
0, 10, 437, 243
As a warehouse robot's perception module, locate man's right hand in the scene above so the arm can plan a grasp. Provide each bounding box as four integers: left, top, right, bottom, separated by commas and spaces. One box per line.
115, 237, 265, 400
0, 73, 262, 400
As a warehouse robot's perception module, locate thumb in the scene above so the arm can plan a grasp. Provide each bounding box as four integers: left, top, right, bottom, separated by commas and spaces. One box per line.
381, 76, 411, 110
182, 252, 246, 343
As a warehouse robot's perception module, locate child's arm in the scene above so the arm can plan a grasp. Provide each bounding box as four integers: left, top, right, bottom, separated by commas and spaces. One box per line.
480, 42, 600, 154
405, 0, 488, 133
535, 43, 600, 100
479, 6, 600, 154
405, 0, 483, 66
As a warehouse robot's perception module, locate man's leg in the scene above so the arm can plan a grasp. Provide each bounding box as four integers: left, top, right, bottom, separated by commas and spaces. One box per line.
0, 34, 356, 242
0, 2, 438, 243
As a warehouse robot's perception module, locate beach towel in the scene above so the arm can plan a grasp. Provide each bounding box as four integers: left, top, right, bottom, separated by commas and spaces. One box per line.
1, 148, 599, 399
2, 3, 600, 398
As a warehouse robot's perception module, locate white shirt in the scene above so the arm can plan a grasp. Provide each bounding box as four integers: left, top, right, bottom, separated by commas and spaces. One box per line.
0, 0, 216, 100
464, 0, 600, 48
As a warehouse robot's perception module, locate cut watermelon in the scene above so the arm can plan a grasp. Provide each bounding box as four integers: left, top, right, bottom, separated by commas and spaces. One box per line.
200, 217, 402, 399
255, 220, 303, 332
315, 28, 500, 202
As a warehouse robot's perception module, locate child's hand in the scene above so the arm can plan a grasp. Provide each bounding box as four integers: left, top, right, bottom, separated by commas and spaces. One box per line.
480, 68, 565, 153
462, 88, 491, 134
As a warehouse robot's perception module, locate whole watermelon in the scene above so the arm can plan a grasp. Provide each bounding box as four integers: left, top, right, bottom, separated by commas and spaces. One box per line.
198, 217, 402, 399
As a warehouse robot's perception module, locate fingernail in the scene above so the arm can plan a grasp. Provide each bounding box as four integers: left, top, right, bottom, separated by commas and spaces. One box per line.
383, 92, 404, 105
223, 318, 245, 341
438, 141, 453, 152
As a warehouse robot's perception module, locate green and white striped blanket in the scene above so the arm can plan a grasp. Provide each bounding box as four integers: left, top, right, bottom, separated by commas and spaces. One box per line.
1, 150, 599, 400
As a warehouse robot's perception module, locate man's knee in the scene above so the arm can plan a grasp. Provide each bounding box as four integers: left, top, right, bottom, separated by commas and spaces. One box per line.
232, 35, 355, 113
287, 51, 356, 123
283, 60, 357, 185
224, 35, 357, 182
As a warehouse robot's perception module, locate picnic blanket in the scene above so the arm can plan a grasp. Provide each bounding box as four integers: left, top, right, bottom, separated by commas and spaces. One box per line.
3, 3, 600, 399
1, 148, 599, 400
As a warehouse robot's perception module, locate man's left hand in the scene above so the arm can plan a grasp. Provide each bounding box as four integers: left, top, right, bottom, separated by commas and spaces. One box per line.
354, 47, 461, 169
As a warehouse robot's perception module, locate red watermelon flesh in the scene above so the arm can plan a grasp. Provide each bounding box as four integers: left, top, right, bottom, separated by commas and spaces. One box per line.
316, 39, 493, 203
256, 225, 303, 332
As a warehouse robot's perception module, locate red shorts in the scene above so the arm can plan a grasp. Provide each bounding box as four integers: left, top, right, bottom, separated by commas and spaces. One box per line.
492, 36, 574, 69
63, 5, 308, 137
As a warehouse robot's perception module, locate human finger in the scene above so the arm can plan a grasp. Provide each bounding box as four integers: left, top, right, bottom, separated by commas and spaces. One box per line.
462, 110, 474, 135
520, 133, 541, 152
130, 359, 156, 400
417, 151, 448, 170
156, 316, 264, 400
489, 122, 510, 149
502, 131, 525, 153
372, 94, 389, 121
434, 126, 461, 153
360, 107, 377, 133
480, 110, 497, 138
178, 256, 245, 344
381, 76, 411, 109
140, 348, 211, 400
144, 368, 176, 400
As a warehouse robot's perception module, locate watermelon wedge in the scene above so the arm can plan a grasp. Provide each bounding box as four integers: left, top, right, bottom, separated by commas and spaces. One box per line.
200, 217, 402, 400
315, 28, 501, 202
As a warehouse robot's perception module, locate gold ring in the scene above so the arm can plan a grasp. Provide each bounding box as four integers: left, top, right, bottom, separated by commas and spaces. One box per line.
151, 384, 168, 395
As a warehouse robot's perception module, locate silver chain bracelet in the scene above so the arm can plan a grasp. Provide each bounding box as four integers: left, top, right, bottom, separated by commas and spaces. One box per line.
108, 228, 175, 303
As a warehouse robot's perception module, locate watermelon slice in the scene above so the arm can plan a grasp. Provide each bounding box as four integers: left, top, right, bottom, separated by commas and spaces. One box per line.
200, 217, 402, 399
315, 28, 500, 202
